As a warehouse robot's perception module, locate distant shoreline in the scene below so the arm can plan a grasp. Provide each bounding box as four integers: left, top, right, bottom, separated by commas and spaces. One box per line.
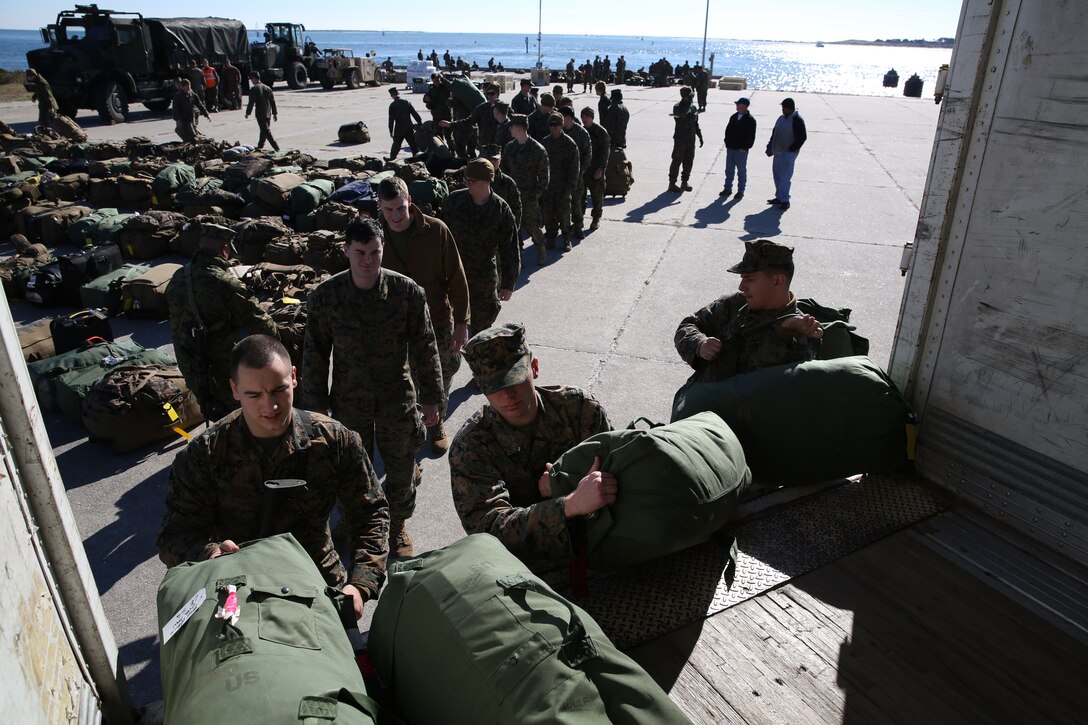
830, 38, 954, 48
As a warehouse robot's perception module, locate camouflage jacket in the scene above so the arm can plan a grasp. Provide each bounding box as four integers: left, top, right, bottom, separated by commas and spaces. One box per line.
449, 100, 499, 145
674, 291, 816, 383
301, 268, 442, 418
440, 189, 520, 292
564, 122, 592, 181
541, 132, 581, 194
172, 90, 208, 123
500, 137, 550, 199
492, 119, 513, 150
379, 204, 470, 327
157, 409, 389, 599
247, 83, 277, 120
510, 91, 539, 116
166, 251, 278, 388
672, 99, 702, 144
448, 385, 612, 570
388, 97, 422, 134
599, 98, 630, 147
528, 109, 553, 142
491, 169, 522, 228
31, 77, 57, 112
585, 122, 611, 173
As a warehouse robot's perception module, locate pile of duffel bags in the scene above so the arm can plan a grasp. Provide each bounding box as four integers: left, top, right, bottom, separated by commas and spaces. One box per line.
158, 532, 693, 724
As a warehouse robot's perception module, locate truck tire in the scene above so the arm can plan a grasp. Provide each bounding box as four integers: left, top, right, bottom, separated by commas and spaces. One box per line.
143, 99, 171, 113
287, 62, 307, 90
96, 81, 128, 124
372, 69, 384, 87
261, 71, 277, 88
319, 74, 335, 90
345, 70, 359, 90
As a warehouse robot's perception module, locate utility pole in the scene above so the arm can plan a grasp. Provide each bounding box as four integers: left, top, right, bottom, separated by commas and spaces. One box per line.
700, 0, 710, 67
536, 0, 543, 68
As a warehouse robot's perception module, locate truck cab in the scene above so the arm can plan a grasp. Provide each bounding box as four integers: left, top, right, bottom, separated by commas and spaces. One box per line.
250, 22, 312, 89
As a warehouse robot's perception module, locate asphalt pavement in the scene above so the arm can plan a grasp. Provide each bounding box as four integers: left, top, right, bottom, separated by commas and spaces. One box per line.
0, 77, 940, 706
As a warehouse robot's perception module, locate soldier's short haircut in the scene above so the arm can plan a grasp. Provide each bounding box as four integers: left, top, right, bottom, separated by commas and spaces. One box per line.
580, 106, 595, 119
248, 71, 260, 81
558, 96, 573, 108
230, 334, 291, 380
376, 176, 410, 202
344, 217, 384, 246
768, 263, 796, 282
493, 100, 509, 114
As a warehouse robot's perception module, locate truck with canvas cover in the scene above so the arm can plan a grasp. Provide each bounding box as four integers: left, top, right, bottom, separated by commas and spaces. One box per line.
26, 4, 249, 123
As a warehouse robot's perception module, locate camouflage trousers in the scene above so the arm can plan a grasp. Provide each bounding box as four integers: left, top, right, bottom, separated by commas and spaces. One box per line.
175, 120, 200, 144
541, 188, 572, 240
571, 179, 587, 230
410, 317, 458, 414
191, 371, 238, 423
220, 84, 241, 111
521, 194, 545, 248
452, 124, 477, 159
669, 141, 696, 184
339, 412, 425, 521
467, 281, 501, 333
256, 117, 279, 152
583, 172, 605, 220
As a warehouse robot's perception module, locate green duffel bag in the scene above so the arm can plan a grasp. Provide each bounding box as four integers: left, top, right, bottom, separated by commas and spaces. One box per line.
157, 534, 380, 725
29, 338, 144, 407
53, 347, 176, 423
67, 208, 135, 246
79, 263, 149, 314
795, 298, 870, 360
407, 177, 448, 215
289, 179, 336, 215
671, 355, 911, 486
369, 533, 691, 725
151, 162, 196, 201
547, 412, 750, 569
365, 170, 396, 191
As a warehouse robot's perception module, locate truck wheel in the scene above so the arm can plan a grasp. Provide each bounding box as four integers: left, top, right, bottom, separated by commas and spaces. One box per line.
143, 99, 171, 113
345, 70, 359, 90
320, 75, 335, 90
372, 69, 384, 87
287, 62, 307, 90
261, 71, 277, 88
96, 81, 128, 124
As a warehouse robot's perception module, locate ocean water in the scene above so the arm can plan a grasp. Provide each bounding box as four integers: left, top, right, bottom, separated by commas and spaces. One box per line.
0, 28, 952, 97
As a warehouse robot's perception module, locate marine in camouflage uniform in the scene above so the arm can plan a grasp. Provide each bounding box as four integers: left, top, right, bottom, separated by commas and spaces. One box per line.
449, 324, 613, 570
561, 107, 591, 238
440, 159, 520, 332
669, 86, 704, 192
171, 79, 209, 144
166, 225, 278, 422
580, 107, 610, 230
540, 112, 580, 252
674, 240, 822, 383
25, 69, 57, 128
480, 143, 522, 231
388, 87, 423, 159
302, 248, 442, 532
599, 88, 630, 148
510, 79, 539, 116
500, 115, 550, 264
246, 73, 279, 152
157, 406, 389, 601
443, 84, 500, 152
527, 94, 556, 142
219, 59, 242, 110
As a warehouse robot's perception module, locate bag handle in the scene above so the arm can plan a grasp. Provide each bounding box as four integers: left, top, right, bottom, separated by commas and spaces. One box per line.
298, 688, 390, 724
626, 416, 663, 430
497, 574, 598, 668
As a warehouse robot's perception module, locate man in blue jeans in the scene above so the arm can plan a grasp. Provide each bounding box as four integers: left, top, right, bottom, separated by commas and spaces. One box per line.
720, 97, 757, 199
765, 97, 807, 210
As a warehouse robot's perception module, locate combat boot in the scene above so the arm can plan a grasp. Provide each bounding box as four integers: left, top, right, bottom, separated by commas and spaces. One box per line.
681, 181, 693, 191
572, 227, 585, 241
589, 218, 600, 231
428, 421, 449, 455
389, 518, 414, 558
563, 237, 573, 252
545, 235, 557, 249
668, 183, 681, 193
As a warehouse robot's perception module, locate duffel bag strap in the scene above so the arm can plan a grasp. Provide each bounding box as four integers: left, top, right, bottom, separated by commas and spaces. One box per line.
626, 416, 663, 430
298, 688, 391, 724
498, 574, 599, 668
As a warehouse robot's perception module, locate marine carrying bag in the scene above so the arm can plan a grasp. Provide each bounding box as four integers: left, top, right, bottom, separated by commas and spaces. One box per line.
548, 412, 751, 569
604, 146, 634, 197
157, 534, 380, 725
337, 121, 371, 145
671, 355, 912, 486
369, 533, 691, 725
82, 364, 202, 453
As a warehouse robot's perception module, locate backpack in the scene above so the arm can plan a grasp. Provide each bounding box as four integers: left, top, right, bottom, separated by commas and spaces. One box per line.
604, 146, 634, 197
156, 534, 380, 725
369, 534, 691, 725
671, 356, 912, 486
119, 210, 187, 260
82, 364, 203, 453
17, 318, 56, 362
407, 178, 448, 216
263, 236, 306, 266
236, 216, 292, 264
251, 172, 306, 210
224, 156, 273, 189
118, 173, 154, 206
38, 204, 93, 247
313, 200, 357, 232
337, 121, 371, 145
120, 263, 181, 318
41, 173, 89, 202
87, 177, 121, 206
548, 413, 750, 570
303, 231, 348, 274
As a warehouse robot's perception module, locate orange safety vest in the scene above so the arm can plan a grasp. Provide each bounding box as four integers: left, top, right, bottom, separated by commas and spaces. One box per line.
202, 66, 217, 88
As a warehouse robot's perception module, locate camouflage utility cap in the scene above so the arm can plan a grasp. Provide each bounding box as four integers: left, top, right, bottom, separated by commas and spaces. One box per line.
462, 323, 532, 394
728, 239, 795, 274
465, 158, 494, 182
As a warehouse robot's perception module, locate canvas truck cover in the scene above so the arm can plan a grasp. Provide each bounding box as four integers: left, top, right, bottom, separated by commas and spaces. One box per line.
148, 17, 248, 63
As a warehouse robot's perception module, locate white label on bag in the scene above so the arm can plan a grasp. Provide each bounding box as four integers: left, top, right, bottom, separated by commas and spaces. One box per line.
162, 587, 207, 644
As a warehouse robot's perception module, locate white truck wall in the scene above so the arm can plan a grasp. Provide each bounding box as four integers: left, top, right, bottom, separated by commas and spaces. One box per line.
892, 0, 1088, 563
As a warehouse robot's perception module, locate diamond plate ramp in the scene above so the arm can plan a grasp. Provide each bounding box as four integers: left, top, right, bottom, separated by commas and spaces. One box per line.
544, 473, 948, 649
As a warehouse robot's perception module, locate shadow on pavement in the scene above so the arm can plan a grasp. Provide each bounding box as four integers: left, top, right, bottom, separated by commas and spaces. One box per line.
692, 197, 741, 229
624, 191, 681, 222
120, 635, 161, 708
740, 205, 784, 240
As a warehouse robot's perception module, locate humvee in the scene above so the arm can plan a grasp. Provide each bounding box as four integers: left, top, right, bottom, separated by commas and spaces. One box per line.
311, 49, 385, 90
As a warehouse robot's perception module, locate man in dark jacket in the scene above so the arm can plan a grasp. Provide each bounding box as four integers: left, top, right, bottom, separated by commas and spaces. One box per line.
721, 97, 757, 199
598, 87, 630, 148
246, 72, 279, 151
765, 97, 807, 210
511, 78, 539, 116
387, 87, 423, 160
171, 78, 209, 143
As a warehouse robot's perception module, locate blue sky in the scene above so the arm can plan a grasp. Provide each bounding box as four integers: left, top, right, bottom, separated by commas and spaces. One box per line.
4, 1, 961, 41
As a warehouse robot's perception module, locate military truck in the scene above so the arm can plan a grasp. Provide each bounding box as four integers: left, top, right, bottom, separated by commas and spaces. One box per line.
310, 48, 385, 90
26, 4, 249, 124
